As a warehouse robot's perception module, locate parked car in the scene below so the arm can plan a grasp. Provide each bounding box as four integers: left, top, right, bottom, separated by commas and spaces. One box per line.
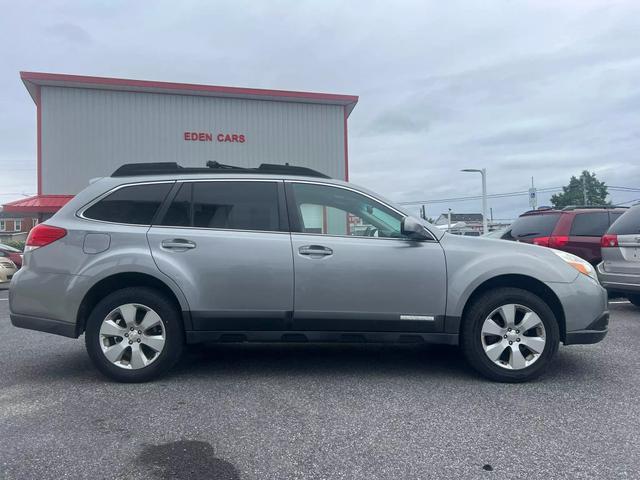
0, 256, 17, 284
503, 206, 627, 265
482, 227, 509, 239
0, 243, 23, 268
597, 204, 640, 307
10, 162, 608, 383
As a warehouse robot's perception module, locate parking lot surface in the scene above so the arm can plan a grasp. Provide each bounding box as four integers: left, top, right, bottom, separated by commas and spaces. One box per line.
0, 288, 638, 480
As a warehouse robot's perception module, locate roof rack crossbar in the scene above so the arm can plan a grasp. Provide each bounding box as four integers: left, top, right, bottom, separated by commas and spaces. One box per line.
111, 162, 331, 179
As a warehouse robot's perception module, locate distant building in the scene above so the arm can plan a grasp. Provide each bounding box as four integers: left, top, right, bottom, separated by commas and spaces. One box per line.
434, 213, 484, 226
0, 211, 38, 242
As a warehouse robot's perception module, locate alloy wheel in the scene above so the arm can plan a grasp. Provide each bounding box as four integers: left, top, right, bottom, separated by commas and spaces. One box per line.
98, 303, 166, 369
480, 303, 546, 370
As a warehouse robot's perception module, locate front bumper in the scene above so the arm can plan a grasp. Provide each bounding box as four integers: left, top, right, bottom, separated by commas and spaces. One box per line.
546, 273, 609, 345
564, 311, 609, 345
597, 262, 640, 294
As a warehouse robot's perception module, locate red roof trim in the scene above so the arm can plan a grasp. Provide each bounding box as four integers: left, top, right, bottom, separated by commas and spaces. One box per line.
20, 71, 359, 109
3, 195, 73, 213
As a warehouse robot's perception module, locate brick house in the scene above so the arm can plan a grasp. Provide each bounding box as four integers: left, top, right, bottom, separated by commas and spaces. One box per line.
0, 211, 39, 242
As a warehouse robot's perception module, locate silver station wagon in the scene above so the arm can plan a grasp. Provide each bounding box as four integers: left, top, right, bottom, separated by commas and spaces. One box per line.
10, 162, 609, 383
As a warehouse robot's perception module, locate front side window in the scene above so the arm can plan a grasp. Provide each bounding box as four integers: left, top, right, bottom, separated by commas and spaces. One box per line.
291, 183, 404, 238
160, 181, 280, 232
83, 183, 173, 225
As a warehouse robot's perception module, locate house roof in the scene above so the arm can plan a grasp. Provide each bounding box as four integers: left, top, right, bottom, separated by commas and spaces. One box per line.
2, 195, 73, 213
20, 71, 359, 116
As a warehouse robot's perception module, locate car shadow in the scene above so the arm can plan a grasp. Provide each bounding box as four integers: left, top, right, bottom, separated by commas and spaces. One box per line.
6, 339, 606, 386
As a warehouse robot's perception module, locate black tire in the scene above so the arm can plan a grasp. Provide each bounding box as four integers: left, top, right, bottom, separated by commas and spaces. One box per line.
85, 287, 184, 383
627, 294, 640, 308
461, 287, 560, 383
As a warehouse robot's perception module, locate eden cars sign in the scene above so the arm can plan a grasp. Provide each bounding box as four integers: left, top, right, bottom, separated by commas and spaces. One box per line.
184, 131, 246, 143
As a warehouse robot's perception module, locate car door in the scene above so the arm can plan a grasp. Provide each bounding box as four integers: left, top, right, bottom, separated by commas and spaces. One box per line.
147, 179, 294, 331
285, 181, 447, 333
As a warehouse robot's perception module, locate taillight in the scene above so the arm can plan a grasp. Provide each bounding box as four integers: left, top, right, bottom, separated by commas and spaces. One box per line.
25, 224, 67, 251
548, 236, 569, 248
532, 236, 569, 248
532, 237, 550, 247
601, 234, 618, 248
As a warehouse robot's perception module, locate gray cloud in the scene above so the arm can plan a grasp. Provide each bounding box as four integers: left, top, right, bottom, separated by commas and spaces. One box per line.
1, 0, 640, 216
46, 22, 93, 44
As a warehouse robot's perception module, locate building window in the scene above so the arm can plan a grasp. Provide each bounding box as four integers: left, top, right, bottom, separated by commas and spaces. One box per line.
14, 220, 22, 231
0, 220, 4, 231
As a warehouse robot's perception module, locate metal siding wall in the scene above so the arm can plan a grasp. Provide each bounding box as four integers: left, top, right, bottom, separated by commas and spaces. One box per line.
41, 86, 345, 194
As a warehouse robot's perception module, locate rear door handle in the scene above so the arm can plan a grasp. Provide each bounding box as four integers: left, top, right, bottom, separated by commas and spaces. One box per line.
299, 245, 333, 257
161, 239, 196, 250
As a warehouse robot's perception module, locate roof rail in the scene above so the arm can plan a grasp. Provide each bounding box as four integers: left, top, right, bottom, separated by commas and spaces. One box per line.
561, 205, 628, 211
520, 206, 557, 215
111, 162, 331, 179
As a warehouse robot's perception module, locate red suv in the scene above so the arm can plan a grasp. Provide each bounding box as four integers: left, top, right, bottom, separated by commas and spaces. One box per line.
503, 206, 627, 265
0, 243, 23, 268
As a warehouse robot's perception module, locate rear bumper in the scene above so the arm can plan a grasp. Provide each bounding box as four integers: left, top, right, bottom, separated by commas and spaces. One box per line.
10, 313, 78, 338
597, 263, 640, 293
564, 311, 609, 345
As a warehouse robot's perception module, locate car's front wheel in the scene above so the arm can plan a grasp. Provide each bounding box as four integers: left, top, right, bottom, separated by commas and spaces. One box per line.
461, 287, 560, 382
85, 287, 184, 382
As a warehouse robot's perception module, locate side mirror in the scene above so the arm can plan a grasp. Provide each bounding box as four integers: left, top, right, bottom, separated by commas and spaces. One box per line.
401, 216, 431, 241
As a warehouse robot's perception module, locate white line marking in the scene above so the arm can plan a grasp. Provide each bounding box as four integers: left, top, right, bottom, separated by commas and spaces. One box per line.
0, 299, 7, 301
609, 300, 630, 304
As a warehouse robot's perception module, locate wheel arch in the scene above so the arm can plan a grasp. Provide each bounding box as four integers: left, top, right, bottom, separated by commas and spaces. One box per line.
75, 272, 190, 336
459, 274, 566, 342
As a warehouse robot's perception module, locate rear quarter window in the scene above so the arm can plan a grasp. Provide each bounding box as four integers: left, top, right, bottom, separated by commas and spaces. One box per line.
83, 183, 173, 225
608, 206, 640, 235
509, 213, 560, 239
569, 212, 610, 236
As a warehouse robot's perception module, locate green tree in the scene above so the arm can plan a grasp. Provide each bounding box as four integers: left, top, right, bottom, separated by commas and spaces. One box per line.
550, 170, 609, 208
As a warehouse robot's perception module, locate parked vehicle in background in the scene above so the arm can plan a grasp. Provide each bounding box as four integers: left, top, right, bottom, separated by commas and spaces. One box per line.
0, 256, 17, 283
597, 204, 640, 307
0, 243, 23, 268
503, 206, 627, 265
9, 162, 609, 383
482, 227, 509, 239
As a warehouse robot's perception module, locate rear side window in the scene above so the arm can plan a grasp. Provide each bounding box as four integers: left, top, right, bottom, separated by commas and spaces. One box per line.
608, 206, 640, 235
83, 183, 172, 225
509, 213, 560, 239
160, 181, 280, 231
569, 212, 610, 236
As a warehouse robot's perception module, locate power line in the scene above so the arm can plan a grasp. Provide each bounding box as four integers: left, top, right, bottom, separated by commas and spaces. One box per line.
398, 184, 640, 205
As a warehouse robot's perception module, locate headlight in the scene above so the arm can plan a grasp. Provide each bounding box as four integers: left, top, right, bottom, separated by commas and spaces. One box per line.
550, 249, 598, 282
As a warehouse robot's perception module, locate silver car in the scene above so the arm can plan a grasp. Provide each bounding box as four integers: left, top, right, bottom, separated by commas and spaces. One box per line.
9, 163, 609, 383
598, 204, 640, 307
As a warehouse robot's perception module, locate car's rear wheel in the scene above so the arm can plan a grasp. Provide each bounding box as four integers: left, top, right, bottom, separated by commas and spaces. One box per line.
461, 287, 559, 382
627, 294, 640, 308
85, 287, 184, 382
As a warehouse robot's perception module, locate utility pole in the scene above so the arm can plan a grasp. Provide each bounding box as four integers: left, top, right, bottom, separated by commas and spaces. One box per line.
461, 168, 488, 234
582, 175, 588, 206
529, 177, 537, 210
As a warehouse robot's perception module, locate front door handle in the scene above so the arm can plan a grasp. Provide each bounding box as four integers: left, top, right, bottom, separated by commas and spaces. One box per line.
299, 245, 333, 257
161, 239, 196, 250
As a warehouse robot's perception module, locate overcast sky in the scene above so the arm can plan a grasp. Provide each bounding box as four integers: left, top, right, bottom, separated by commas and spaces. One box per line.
1, 0, 639, 220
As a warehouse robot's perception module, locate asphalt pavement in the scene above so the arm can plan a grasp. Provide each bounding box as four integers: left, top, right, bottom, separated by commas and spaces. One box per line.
0, 287, 638, 480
